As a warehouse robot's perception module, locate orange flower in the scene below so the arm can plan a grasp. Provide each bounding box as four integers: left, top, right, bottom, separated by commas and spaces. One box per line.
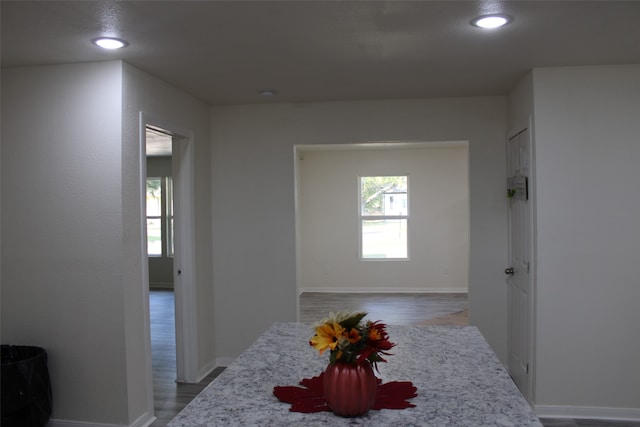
368, 326, 383, 341
346, 328, 361, 344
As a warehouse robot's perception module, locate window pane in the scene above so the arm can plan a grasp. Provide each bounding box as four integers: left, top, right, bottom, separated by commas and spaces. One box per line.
384, 193, 408, 216
361, 176, 408, 216
146, 178, 162, 216
147, 218, 162, 256
362, 219, 407, 259
166, 177, 173, 217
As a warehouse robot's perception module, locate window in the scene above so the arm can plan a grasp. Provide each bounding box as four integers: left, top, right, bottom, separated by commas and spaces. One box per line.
359, 176, 408, 259
146, 177, 174, 257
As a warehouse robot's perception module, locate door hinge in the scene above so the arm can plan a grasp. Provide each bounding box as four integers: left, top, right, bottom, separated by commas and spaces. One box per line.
526, 363, 529, 374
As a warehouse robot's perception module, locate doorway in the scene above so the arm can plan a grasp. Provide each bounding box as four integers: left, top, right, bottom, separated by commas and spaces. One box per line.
140, 115, 199, 420
294, 141, 470, 318
145, 127, 178, 412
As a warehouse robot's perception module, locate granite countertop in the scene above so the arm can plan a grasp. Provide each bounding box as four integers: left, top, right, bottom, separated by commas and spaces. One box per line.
168, 322, 542, 426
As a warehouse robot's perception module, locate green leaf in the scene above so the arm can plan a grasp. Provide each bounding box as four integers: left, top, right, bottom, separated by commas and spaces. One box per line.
339, 312, 367, 330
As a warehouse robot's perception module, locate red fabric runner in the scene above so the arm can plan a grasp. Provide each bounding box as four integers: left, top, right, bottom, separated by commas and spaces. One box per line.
273, 372, 417, 413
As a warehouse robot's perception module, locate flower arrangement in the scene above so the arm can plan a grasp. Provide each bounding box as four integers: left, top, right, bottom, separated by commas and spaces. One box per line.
309, 311, 395, 368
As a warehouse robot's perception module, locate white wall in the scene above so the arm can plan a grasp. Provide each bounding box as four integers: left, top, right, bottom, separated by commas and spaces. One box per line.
122, 62, 214, 416
1, 62, 128, 424
298, 145, 469, 293
508, 72, 534, 135
210, 97, 508, 364
531, 65, 640, 416
1, 61, 214, 426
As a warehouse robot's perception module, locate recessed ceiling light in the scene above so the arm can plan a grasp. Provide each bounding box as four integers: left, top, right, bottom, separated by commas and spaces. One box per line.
259, 89, 277, 97
92, 37, 129, 50
471, 14, 512, 29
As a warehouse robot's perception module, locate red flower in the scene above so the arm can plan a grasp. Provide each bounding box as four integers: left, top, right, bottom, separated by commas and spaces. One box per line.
358, 321, 395, 366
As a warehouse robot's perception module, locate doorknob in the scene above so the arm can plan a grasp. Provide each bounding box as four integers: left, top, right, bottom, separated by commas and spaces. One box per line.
505, 267, 514, 275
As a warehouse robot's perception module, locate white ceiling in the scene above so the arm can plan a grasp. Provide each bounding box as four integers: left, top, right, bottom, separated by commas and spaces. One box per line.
146, 127, 173, 157
2, 1, 639, 106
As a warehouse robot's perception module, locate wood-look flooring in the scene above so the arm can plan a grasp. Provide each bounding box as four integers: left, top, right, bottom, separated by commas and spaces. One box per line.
298, 292, 468, 325
148, 290, 639, 427
149, 290, 224, 427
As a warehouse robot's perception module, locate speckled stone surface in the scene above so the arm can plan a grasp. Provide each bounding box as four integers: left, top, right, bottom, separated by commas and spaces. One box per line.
168, 323, 542, 426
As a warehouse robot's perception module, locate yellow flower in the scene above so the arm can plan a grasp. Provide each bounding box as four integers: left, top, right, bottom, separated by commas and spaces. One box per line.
309, 322, 344, 355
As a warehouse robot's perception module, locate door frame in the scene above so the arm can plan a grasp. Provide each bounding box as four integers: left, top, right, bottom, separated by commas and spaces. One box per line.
506, 119, 536, 404
139, 112, 199, 413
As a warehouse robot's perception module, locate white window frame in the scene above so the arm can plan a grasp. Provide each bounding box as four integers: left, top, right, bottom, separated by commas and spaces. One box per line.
165, 177, 174, 257
358, 175, 409, 261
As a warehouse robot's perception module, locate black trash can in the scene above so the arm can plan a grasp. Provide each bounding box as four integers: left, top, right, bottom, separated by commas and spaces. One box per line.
1, 345, 53, 427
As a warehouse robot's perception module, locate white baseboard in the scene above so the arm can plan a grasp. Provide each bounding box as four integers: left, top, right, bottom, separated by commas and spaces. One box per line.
298, 287, 468, 295
48, 419, 124, 427
149, 282, 173, 290
215, 357, 235, 368
131, 412, 155, 427
48, 411, 154, 427
535, 405, 640, 421
196, 359, 219, 383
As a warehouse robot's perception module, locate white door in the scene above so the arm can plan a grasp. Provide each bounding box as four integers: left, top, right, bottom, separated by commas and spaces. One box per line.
506, 127, 533, 402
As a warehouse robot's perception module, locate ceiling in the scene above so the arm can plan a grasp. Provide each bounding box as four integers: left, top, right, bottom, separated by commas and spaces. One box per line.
146, 127, 173, 157
2, 1, 639, 106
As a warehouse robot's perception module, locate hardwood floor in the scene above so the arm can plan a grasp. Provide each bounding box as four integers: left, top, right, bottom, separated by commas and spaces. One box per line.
148, 290, 639, 427
298, 292, 468, 325
149, 290, 224, 427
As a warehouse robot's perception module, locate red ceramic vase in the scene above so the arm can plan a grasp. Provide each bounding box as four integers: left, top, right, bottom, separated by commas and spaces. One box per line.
323, 361, 377, 417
